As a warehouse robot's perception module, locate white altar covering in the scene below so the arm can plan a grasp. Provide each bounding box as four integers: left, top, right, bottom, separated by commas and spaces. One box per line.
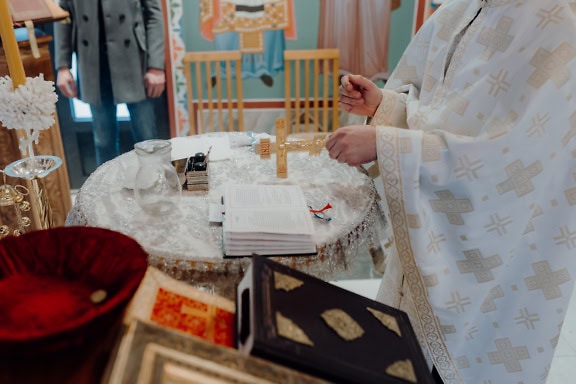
66, 132, 385, 298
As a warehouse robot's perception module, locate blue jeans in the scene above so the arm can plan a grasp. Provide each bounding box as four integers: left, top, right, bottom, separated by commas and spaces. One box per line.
90, 98, 159, 165
90, 53, 159, 165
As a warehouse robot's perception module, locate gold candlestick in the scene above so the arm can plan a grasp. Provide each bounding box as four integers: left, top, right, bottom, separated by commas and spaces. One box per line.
0, 1, 61, 230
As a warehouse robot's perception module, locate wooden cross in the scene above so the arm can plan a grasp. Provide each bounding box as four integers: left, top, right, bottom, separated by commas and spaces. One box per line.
254, 118, 327, 178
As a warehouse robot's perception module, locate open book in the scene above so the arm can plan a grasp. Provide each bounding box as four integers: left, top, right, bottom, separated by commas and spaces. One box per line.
222, 184, 317, 258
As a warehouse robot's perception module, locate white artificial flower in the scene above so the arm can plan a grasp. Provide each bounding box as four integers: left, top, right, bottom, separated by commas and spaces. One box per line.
0, 74, 58, 154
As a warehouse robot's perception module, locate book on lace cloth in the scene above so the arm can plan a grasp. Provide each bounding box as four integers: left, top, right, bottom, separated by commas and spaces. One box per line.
123, 267, 235, 347
8, 0, 69, 25
222, 184, 317, 258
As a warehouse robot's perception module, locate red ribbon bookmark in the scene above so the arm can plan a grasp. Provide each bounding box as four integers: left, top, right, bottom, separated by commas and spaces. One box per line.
309, 203, 332, 222
309, 203, 332, 214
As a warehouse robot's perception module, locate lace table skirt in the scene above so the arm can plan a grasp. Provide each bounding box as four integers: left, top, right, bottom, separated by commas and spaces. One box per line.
66, 133, 386, 299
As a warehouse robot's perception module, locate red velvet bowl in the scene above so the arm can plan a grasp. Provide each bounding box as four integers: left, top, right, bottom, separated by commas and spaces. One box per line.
0, 226, 148, 356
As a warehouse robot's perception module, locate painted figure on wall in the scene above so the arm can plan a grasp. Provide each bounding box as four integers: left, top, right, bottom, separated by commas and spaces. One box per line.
200, 0, 296, 87
317, 0, 401, 83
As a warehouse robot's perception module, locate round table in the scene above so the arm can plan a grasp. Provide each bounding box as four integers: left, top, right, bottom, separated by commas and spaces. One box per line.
66, 132, 386, 299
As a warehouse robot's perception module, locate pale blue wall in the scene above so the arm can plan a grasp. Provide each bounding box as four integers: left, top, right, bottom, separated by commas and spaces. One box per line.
389, 0, 415, 76
181, 0, 414, 99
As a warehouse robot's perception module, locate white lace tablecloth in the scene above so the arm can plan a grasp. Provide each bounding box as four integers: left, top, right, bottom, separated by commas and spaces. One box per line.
66, 132, 386, 299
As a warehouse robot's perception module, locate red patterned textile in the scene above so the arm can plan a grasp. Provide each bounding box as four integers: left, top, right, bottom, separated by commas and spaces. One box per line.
150, 288, 235, 347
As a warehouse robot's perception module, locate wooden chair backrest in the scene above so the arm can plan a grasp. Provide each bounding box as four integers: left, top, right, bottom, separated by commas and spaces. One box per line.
284, 49, 340, 134
182, 51, 244, 134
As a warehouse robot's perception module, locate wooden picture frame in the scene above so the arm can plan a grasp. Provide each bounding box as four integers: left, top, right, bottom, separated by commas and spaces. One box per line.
137, 343, 279, 384
105, 320, 328, 384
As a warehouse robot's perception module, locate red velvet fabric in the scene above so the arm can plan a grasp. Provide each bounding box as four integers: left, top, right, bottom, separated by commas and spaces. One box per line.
0, 226, 148, 356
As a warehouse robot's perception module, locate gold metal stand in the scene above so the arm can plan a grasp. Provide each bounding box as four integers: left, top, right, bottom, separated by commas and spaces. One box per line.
0, 36, 72, 230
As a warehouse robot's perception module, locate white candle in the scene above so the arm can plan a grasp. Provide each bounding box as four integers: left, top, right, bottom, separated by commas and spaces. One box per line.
0, 0, 26, 86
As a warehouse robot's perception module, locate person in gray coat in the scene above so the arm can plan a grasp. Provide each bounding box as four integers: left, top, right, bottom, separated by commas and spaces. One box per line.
54, 0, 166, 165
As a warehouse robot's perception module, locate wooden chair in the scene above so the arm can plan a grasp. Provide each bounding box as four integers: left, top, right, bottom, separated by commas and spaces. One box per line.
182, 51, 244, 134
284, 49, 340, 134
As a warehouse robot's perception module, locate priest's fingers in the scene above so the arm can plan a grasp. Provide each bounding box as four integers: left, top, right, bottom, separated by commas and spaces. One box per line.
326, 126, 377, 166
338, 95, 368, 114
327, 139, 351, 165
347, 74, 374, 92
325, 130, 341, 152
326, 130, 351, 164
340, 75, 362, 97
343, 75, 382, 117
339, 101, 352, 113
338, 99, 359, 113
339, 93, 365, 106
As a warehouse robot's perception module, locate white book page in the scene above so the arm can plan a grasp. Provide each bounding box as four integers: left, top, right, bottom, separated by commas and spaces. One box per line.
224, 184, 308, 209
223, 209, 314, 235
222, 184, 316, 256
224, 246, 316, 257
224, 233, 313, 242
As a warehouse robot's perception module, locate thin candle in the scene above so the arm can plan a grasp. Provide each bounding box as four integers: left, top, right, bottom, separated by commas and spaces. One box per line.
0, 0, 26, 86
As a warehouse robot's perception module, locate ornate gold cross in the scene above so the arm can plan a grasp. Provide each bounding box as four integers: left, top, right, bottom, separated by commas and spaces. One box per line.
255, 118, 327, 178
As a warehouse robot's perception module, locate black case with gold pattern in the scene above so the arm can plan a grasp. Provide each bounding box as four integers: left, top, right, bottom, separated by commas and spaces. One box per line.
236, 256, 434, 384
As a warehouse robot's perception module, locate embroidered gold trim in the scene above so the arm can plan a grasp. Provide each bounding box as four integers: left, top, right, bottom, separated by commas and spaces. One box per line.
378, 128, 460, 381
372, 90, 397, 126
276, 312, 314, 346
273, 271, 304, 292
386, 359, 417, 383
367, 307, 402, 337
321, 309, 364, 341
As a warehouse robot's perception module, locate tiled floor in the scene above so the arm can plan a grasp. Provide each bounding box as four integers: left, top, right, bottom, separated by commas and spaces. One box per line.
330, 251, 576, 384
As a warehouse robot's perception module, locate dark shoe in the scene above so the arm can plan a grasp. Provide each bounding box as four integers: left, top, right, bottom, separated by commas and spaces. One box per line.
260, 74, 274, 87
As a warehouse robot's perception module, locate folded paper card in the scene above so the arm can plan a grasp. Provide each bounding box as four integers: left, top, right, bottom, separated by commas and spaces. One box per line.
170, 136, 230, 162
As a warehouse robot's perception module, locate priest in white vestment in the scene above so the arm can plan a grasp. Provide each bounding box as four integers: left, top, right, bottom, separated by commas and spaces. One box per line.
326, 0, 576, 383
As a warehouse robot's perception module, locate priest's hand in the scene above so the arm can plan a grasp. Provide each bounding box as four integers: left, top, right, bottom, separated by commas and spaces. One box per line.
56, 68, 77, 99
338, 74, 382, 117
144, 68, 166, 98
325, 125, 377, 166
